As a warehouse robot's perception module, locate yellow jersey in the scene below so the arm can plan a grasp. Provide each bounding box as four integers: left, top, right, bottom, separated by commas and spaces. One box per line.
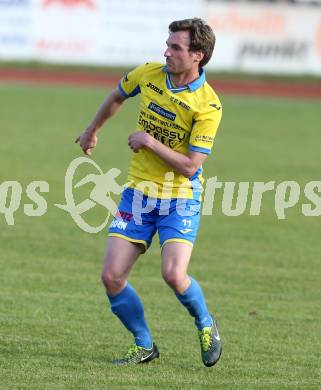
118, 62, 222, 200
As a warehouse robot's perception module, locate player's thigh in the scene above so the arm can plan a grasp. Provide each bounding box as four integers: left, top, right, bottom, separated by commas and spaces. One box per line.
157, 198, 201, 250
161, 241, 193, 279
102, 236, 143, 280
108, 187, 157, 251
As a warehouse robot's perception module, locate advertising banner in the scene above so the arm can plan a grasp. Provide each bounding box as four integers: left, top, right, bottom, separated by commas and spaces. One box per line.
0, 0, 320, 75
205, 1, 321, 75
0, 0, 34, 60
33, 0, 102, 64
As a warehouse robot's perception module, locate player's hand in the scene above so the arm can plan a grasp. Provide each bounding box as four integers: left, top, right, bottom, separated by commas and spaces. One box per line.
75, 131, 98, 156
128, 131, 152, 153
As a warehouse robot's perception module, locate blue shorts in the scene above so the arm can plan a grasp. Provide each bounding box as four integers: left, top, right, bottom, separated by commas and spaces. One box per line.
108, 188, 201, 251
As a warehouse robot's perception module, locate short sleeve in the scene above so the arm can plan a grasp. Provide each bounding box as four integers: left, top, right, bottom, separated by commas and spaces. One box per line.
189, 103, 222, 155
118, 63, 148, 98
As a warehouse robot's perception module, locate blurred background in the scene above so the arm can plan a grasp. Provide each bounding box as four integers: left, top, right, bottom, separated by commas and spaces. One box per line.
0, 0, 321, 77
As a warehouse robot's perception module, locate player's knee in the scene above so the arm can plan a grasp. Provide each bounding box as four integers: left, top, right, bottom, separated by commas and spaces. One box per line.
101, 269, 125, 291
162, 268, 184, 290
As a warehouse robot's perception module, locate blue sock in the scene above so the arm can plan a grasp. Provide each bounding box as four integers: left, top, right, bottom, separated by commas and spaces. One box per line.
175, 277, 213, 330
107, 283, 152, 348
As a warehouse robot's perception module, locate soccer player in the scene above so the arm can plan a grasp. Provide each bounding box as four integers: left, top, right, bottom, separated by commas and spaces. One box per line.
76, 18, 222, 366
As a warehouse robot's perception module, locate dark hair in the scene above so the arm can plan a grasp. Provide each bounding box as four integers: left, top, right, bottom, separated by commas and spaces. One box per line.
168, 18, 215, 68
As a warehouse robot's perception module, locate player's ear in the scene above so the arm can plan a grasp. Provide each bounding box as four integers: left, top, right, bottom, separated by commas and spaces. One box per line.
193, 50, 204, 64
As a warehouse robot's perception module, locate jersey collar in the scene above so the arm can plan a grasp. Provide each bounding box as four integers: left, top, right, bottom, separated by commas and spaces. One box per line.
162, 66, 206, 92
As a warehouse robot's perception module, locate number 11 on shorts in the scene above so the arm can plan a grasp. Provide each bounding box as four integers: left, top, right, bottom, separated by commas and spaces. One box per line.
182, 219, 192, 227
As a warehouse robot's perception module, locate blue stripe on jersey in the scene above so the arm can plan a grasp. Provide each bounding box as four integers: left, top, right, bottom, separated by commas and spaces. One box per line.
165, 73, 188, 93
189, 145, 211, 155
188, 68, 206, 92
163, 66, 206, 92
118, 81, 141, 98
166, 72, 172, 89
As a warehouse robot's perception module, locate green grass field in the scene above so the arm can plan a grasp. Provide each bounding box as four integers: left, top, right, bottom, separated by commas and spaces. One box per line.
1, 82, 321, 389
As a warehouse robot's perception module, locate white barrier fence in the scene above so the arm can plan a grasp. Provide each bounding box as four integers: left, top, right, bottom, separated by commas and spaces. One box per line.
0, 0, 320, 75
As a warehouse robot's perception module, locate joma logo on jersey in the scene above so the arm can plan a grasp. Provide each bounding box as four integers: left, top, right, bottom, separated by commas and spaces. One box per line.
210, 103, 221, 110
148, 102, 176, 121
146, 82, 163, 95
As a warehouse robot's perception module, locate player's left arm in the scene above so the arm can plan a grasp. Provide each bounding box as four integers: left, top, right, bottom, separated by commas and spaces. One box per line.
128, 132, 207, 177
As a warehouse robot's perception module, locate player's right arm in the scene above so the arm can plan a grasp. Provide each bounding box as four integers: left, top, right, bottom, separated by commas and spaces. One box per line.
76, 63, 150, 155
76, 88, 127, 155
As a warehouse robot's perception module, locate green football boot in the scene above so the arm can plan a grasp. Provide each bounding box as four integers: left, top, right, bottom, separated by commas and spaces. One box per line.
198, 319, 222, 367
112, 343, 159, 365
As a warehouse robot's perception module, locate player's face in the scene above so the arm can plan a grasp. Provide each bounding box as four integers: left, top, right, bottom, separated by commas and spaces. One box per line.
164, 31, 201, 75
